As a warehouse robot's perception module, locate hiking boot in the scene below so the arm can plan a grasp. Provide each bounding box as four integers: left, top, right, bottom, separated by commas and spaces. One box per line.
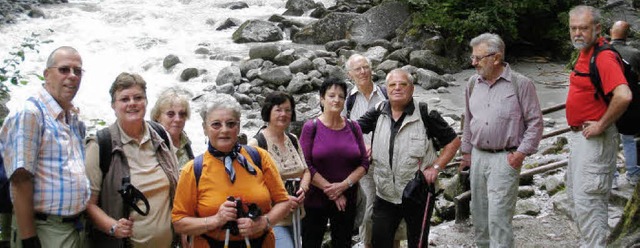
625, 173, 639, 186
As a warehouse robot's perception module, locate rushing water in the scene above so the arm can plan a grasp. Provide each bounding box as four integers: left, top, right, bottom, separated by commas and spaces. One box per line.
0, 0, 335, 154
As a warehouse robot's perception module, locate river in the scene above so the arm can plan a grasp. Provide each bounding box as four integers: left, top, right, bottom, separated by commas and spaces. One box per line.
0, 0, 334, 154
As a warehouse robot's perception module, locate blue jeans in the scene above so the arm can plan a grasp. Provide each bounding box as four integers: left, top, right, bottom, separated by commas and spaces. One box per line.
274, 226, 295, 248
620, 134, 640, 177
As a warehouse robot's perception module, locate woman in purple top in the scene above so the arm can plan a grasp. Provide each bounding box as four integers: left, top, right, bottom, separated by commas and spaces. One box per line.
299, 77, 369, 248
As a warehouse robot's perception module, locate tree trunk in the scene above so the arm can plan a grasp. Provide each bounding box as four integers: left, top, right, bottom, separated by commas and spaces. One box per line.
608, 182, 640, 246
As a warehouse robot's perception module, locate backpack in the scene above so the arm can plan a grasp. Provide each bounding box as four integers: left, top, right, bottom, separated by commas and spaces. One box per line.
345, 85, 388, 119
0, 98, 47, 213
96, 121, 172, 176
193, 145, 262, 187
253, 127, 300, 151
575, 42, 640, 135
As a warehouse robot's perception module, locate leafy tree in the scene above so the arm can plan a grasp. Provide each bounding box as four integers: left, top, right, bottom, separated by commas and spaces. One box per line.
0, 32, 51, 94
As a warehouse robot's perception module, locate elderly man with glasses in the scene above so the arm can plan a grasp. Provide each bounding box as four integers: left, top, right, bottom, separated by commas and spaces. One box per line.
0, 46, 90, 248
460, 33, 543, 247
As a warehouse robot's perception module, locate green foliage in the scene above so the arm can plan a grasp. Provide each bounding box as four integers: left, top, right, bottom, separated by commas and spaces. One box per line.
0, 32, 52, 94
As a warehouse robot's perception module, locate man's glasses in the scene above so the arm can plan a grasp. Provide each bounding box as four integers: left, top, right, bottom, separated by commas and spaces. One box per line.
469, 53, 497, 62
209, 121, 239, 130
50, 66, 84, 77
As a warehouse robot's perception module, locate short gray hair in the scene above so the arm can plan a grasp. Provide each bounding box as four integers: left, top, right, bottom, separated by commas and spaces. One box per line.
385, 68, 414, 84
150, 87, 192, 122
200, 94, 242, 123
569, 5, 601, 25
469, 33, 505, 56
46, 46, 80, 68
345, 54, 371, 71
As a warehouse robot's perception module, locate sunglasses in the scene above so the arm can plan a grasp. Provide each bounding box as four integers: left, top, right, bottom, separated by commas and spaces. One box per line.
209, 121, 239, 130
50, 66, 84, 77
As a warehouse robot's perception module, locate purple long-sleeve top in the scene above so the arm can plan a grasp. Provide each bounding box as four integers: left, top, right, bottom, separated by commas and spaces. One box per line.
299, 118, 369, 208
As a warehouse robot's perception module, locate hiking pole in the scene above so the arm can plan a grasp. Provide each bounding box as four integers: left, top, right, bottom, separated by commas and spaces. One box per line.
224, 228, 230, 248
294, 206, 302, 248
418, 191, 432, 248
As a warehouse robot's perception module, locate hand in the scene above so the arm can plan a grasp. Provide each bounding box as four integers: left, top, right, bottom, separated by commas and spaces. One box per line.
323, 182, 347, 200
333, 195, 347, 211
459, 153, 471, 172
236, 217, 262, 237
582, 121, 604, 138
365, 144, 372, 161
112, 217, 134, 238
180, 234, 189, 248
290, 188, 306, 209
507, 151, 526, 169
422, 166, 439, 184
215, 199, 238, 224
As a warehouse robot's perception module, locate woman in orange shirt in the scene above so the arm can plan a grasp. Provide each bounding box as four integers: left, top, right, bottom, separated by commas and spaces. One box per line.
172, 94, 290, 248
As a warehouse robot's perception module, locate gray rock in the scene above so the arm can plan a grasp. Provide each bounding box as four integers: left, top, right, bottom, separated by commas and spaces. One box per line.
518, 186, 536, 198
292, 12, 360, 44
163, 54, 181, 69
202, 85, 216, 92
307, 70, 322, 79
28, 7, 44, 18
180, 68, 199, 81
543, 174, 565, 196
290, 58, 314, 74
216, 66, 242, 86
543, 117, 557, 128
375, 60, 400, 73
515, 198, 541, 216
310, 77, 323, 89
363, 46, 389, 67
284, 0, 317, 16
348, 2, 410, 45
232, 20, 283, 43
442, 74, 456, 82
216, 83, 235, 95
219, 1, 249, 10
240, 59, 264, 76
216, 18, 242, 31
195, 47, 209, 55
318, 64, 347, 81
387, 47, 411, 64
250, 78, 266, 87
237, 83, 252, 94
325, 39, 357, 52
440, 174, 466, 201
286, 73, 314, 94
281, 19, 307, 29
312, 58, 327, 70
436, 87, 450, 94
415, 68, 448, 90
410, 50, 458, 74
249, 44, 281, 60
435, 196, 456, 221
309, 4, 328, 18
233, 93, 253, 105
268, 14, 286, 23
246, 69, 261, 81
314, 50, 335, 58
293, 48, 317, 60
273, 49, 296, 65
259, 66, 293, 86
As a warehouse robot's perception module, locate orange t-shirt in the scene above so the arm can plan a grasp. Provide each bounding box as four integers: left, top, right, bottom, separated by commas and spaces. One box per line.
566, 38, 628, 126
172, 147, 289, 248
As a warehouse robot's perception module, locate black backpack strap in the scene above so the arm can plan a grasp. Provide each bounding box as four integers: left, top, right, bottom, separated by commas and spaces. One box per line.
255, 132, 268, 150
96, 128, 112, 177
194, 154, 204, 187
285, 133, 300, 151
588, 42, 622, 103
380, 85, 388, 99
345, 93, 357, 119
419, 102, 442, 151
185, 143, 194, 160
147, 121, 171, 148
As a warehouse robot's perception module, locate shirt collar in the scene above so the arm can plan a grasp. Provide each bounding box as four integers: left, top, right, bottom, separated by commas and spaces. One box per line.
117, 121, 151, 145
382, 98, 415, 115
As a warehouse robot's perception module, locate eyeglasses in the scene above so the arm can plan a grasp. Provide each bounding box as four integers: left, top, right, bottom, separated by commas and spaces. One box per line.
49, 66, 84, 77
469, 53, 497, 62
209, 121, 239, 130
349, 65, 371, 72
164, 110, 188, 119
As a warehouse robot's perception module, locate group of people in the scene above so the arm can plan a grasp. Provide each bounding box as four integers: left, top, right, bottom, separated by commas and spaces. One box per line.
0, 4, 638, 248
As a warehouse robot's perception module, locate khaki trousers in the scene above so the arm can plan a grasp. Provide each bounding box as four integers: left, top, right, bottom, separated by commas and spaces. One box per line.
10, 213, 84, 248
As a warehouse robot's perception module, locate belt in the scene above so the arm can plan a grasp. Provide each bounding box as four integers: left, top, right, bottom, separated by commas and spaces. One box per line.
34, 213, 81, 223
478, 147, 518, 153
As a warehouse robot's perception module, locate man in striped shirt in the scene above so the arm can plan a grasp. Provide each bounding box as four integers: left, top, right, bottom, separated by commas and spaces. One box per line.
1, 46, 90, 248
460, 33, 543, 247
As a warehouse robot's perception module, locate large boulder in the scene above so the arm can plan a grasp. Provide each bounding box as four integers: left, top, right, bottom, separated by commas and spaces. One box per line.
286, 73, 314, 94
216, 18, 242, 31
415, 68, 448, 90
259, 66, 293, 86
283, 0, 317, 16
249, 44, 281, 60
362, 46, 389, 67
273, 49, 296, 65
180, 68, 199, 81
290, 58, 314, 74
163, 54, 181, 69
216, 66, 242, 86
347, 1, 410, 45
239, 59, 264, 76
387, 47, 411, 64
325, 39, 357, 52
292, 12, 360, 44
409, 50, 459, 74
232, 20, 283, 43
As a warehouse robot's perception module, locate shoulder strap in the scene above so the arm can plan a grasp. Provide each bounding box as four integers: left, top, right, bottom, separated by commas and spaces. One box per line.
185, 143, 194, 160
589, 43, 621, 104
96, 128, 112, 177
194, 154, 204, 187
255, 132, 268, 150
285, 133, 300, 151
346, 93, 357, 119
147, 121, 171, 148
418, 102, 442, 150
380, 85, 388, 99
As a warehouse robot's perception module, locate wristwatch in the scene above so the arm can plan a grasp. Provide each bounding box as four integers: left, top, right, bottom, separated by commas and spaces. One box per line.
109, 223, 117, 236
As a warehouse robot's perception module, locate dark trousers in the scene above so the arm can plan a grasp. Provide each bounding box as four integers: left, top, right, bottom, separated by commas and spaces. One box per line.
301, 203, 356, 248
371, 196, 435, 248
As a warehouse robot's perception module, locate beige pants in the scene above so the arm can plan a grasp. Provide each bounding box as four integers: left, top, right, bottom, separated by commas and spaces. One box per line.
11, 213, 84, 248
470, 148, 520, 248
566, 126, 617, 248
